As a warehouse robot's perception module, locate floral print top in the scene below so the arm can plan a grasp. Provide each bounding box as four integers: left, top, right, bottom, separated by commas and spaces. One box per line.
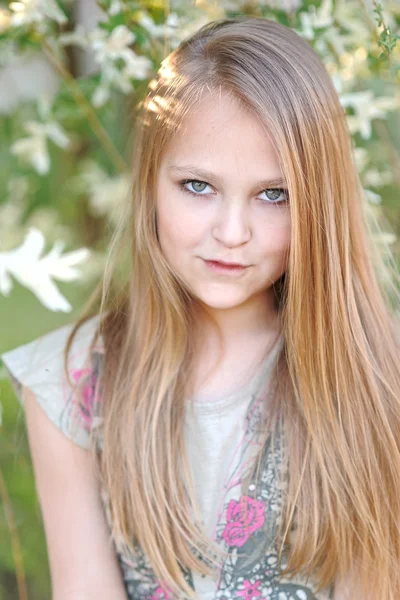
2, 316, 334, 600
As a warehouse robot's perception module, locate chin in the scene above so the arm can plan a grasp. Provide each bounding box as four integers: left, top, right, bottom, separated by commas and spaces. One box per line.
195, 292, 248, 310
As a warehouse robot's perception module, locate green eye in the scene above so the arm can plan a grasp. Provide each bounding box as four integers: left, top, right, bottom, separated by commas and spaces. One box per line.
266, 189, 281, 200
181, 180, 212, 195
191, 181, 208, 193
259, 188, 289, 204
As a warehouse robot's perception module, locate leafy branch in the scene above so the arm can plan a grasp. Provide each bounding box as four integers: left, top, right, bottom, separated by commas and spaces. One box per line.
40, 38, 128, 174
373, 1, 400, 61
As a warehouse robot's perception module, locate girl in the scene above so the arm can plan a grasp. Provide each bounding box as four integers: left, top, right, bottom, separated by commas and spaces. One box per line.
2, 16, 400, 600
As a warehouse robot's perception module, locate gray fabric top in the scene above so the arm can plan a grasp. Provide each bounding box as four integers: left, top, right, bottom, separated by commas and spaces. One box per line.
1, 317, 335, 600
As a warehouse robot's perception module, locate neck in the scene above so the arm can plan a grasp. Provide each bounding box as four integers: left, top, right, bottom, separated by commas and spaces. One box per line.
193, 289, 281, 349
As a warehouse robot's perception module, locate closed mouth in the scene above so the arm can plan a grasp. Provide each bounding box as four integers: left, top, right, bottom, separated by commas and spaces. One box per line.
204, 259, 247, 267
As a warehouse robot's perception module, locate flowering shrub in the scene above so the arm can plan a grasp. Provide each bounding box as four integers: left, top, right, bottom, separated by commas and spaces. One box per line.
0, 0, 398, 312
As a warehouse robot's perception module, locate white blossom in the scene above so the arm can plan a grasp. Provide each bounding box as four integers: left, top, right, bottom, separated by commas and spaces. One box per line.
353, 147, 392, 189
322, 25, 347, 57
92, 85, 111, 108
375, 232, 397, 245
296, 0, 333, 40
334, 0, 371, 46
90, 25, 136, 65
121, 53, 153, 80
364, 188, 382, 205
340, 90, 400, 139
108, 0, 123, 16
137, 9, 198, 49
58, 24, 88, 50
88, 25, 152, 107
92, 52, 152, 107
0, 228, 90, 312
9, 0, 67, 27
138, 12, 181, 42
81, 161, 130, 223
363, 169, 393, 188
10, 119, 70, 175
353, 146, 369, 172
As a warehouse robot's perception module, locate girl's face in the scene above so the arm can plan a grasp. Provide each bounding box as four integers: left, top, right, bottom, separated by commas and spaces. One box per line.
155, 91, 291, 318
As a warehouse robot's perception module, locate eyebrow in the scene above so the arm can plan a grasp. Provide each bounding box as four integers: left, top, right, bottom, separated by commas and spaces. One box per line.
168, 164, 288, 189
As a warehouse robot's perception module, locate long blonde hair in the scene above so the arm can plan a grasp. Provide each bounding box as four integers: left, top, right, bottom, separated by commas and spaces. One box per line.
65, 17, 400, 599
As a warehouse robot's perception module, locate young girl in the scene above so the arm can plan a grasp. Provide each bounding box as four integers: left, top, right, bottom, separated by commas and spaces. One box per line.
2, 16, 400, 600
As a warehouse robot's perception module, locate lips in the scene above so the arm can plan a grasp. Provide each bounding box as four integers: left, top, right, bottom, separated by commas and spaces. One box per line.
205, 259, 247, 267
202, 259, 249, 274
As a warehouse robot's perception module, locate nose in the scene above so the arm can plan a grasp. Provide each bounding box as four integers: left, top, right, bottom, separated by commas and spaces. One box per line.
212, 199, 251, 247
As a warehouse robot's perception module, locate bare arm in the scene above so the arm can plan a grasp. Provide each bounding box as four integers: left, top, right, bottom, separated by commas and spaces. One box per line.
24, 387, 129, 600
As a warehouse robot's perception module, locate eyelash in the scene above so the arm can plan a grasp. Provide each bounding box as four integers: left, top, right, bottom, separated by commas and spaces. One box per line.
179, 179, 289, 205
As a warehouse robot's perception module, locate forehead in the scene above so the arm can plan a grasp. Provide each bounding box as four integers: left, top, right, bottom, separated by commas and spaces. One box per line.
162, 91, 282, 177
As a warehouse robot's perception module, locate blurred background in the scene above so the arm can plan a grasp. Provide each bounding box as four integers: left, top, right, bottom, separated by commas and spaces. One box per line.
0, 0, 399, 598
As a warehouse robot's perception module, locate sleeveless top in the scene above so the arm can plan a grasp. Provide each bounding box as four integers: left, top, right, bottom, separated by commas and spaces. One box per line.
1, 315, 335, 600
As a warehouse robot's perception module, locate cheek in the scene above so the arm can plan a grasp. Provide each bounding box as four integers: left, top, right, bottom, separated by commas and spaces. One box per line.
258, 220, 291, 257
156, 192, 205, 252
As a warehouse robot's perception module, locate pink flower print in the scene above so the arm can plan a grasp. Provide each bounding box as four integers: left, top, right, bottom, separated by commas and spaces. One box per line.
237, 579, 261, 599
71, 367, 98, 430
151, 584, 172, 600
222, 496, 265, 547
222, 522, 251, 547
226, 496, 265, 534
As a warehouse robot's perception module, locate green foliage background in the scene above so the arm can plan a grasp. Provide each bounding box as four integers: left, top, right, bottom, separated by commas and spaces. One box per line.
0, 1, 399, 598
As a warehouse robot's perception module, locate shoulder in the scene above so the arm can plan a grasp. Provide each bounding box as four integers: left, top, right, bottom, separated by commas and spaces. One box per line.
1, 315, 104, 449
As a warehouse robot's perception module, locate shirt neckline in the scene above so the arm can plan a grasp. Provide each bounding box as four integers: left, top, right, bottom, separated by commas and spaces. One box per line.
186, 333, 284, 416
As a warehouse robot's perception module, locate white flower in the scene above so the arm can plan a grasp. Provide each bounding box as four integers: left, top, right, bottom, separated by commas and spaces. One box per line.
0, 228, 90, 312
92, 85, 111, 108
109, 0, 123, 16
334, 0, 370, 46
59, 24, 88, 50
331, 72, 344, 96
122, 53, 153, 80
323, 25, 347, 57
138, 12, 180, 39
296, 0, 333, 40
81, 161, 130, 223
138, 12, 183, 49
363, 169, 393, 188
92, 58, 144, 107
375, 231, 397, 246
10, 119, 70, 175
340, 90, 400, 139
90, 25, 136, 65
89, 25, 152, 107
353, 146, 369, 172
9, 0, 67, 27
11, 133, 49, 174
364, 188, 382, 205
